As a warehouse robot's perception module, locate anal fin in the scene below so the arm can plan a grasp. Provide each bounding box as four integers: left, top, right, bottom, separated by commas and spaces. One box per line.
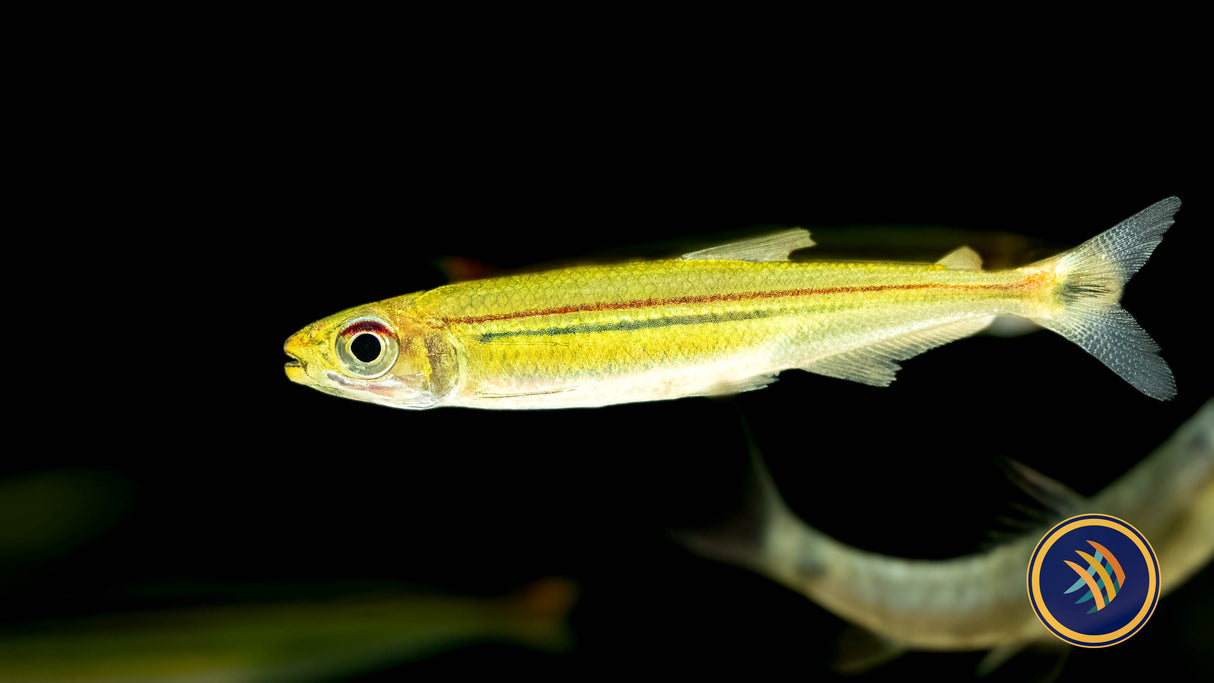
800, 316, 994, 387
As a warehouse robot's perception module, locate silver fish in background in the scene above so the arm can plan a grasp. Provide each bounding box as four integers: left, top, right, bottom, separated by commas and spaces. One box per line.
679, 400, 1214, 674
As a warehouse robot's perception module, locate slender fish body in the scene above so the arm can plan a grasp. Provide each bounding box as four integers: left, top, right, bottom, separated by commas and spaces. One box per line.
680, 400, 1214, 656
0, 578, 578, 682
284, 198, 1179, 409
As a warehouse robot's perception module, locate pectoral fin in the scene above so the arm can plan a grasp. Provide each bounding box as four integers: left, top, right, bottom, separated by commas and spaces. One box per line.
691, 373, 779, 397
832, 626, 907, 674
977, 640, 1071, 679
475, 387, 580, 399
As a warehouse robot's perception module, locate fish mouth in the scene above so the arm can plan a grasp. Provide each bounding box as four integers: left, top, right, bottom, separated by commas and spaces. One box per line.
284, 350, 308, 383
284, 333, 309, 380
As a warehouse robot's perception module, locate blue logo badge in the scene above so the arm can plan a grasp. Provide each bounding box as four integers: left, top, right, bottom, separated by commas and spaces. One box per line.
1027, 514, 1160, 647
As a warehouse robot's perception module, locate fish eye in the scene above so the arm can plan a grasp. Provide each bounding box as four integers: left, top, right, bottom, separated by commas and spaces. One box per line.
335, 316, 399, 379
350, 333, 382, 363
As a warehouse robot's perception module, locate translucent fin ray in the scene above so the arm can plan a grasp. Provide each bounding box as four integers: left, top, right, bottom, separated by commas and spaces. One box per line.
1031, 196, 1179, 400
691, 373, 779, 397
800, 316, 994, 386
681, 228, 815, 262
935, 245, 983, 270
996, 458, 1084, 516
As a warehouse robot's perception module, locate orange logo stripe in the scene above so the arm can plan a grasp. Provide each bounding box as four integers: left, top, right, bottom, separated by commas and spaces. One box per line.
1088, 540, 1126, 587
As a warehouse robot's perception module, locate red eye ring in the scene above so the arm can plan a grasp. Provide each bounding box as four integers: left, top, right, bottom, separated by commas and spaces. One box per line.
335, 316, 399, 379
340, 319, 392, 338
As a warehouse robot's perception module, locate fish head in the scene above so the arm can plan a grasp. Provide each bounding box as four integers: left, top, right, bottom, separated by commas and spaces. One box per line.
283, 299, 460, 409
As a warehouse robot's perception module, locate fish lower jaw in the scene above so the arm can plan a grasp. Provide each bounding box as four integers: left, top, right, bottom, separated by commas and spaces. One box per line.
284, 361, 310, 385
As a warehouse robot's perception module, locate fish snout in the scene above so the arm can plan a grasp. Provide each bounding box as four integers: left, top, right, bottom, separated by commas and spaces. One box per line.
283, 332, 312, 383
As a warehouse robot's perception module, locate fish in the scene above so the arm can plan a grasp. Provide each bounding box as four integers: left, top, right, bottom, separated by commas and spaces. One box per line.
676, 399, 1214, 673
284, 197, 1180, 409
0, 577, 577, 683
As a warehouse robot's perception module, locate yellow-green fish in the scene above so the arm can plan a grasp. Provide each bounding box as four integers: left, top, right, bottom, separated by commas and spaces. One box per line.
0, 578, 577, 683
284, 198, 1180, 409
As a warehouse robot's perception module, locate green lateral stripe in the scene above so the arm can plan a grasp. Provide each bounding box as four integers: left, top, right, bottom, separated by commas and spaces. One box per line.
478, 309, 776, 342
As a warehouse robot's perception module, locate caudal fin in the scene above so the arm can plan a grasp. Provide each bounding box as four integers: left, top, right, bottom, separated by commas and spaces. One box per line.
668, 425, 801, 579
1032, 197, 1179, 400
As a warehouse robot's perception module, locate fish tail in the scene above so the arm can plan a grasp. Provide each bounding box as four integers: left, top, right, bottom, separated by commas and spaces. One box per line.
669, 432, 809, 585
1030, 197, 1179, 400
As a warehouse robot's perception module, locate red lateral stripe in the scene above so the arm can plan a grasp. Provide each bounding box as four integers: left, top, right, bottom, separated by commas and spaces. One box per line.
443, 280, 1021, 326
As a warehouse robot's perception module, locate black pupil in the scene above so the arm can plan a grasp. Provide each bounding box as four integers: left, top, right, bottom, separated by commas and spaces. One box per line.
350, 334, 382, 363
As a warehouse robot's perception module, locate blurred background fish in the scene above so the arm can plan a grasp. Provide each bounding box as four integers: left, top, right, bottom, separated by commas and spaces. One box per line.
676, 400, 1214, 676
0, 472, 576, 682
0, 574, 575, 683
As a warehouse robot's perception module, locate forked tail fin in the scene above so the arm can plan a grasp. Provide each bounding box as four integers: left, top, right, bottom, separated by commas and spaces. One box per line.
1031, 197, 1179, 400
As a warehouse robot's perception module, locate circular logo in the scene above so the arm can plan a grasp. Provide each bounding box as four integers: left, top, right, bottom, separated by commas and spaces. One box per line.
1026, 513, 1160, 647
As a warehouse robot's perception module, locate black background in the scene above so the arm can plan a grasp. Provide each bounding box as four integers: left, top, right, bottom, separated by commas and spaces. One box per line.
7, 24, 1211, 682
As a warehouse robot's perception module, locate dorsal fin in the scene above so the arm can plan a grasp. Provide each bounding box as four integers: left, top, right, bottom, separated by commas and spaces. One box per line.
982, 459, 1085, 550
996, 458, 1084, 516
935, 245, 983, 270
681, 228, 815, 262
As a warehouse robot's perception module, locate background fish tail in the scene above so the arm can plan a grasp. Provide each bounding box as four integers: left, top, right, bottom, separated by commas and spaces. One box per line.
670, 436, 803, 581
1032, 197, 1179, 400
